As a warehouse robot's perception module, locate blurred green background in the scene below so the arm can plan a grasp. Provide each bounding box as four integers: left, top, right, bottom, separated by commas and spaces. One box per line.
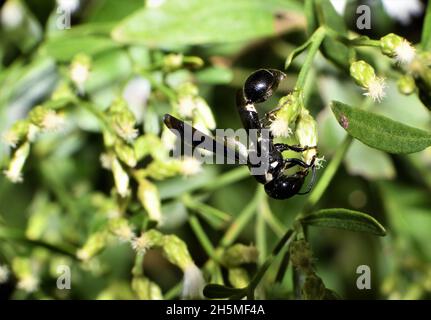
0, 0, 430, 300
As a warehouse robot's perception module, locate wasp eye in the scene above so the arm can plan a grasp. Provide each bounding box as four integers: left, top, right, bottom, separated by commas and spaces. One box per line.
243, 69, 286, 104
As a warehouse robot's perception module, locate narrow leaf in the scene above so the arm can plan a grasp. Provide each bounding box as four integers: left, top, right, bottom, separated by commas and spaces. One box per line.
301, 208, 386, 236
203, 284, 246, 299
331, 101, 431, 154
111, 0, 302, 46
421, 2, 431, 50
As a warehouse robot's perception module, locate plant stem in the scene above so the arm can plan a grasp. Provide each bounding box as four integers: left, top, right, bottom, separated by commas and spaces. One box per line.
203, 166, 250, 192
256, 205, 266, 265
189, 215, 216, 259
220, 186, 263, 248
247, 229, 295, 298
0, 226, 76, 258
294, 26, 326, 91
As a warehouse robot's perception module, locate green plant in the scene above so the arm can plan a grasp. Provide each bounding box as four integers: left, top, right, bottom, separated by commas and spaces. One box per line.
0, 0, 431, 300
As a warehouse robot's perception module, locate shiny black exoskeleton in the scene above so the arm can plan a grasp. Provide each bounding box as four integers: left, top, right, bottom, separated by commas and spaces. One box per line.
163, 68, 317, 200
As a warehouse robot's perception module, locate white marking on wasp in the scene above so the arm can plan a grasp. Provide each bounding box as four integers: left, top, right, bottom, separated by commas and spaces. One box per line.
245, 104, 257, 112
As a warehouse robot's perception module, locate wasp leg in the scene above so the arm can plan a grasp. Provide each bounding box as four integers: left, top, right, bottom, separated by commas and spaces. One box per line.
274, 143, 317, 153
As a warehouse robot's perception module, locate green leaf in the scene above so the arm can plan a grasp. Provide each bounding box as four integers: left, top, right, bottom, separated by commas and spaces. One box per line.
301, 208, 386, 236
195, 67, 234, 85
203, 284, 246, 299
111, 0, 302, 46
421, 3, 431, 50
284, 38, 313, 70
43, 36, 119, 62
331, 101, 431, 154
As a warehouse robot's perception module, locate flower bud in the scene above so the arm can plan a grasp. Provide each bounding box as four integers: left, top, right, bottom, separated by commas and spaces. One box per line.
228, 267, 249, 288
2, 120, 29, 148
130, 229, 164, 254
108, 218, 135, 242
163, 53, 184, 70
3, 141, 30, 183
350, 60, 386, 102
193, 97, 216, 130
221, 243, 259, 268
137, 179, 162, 223
302, 273, 326, 300
380, 33, 416, 65
69, 53, 91, 92
269, 92, 302, 138
295, 109, 318, 165
12, 257, 39, 293
114, 141, 137, 168
290, 239, 314, 273
77, 231, 108, 261
111, 157, 130, 198
181, 263, 205, 299
28, 106, 65, 131
162, 234, 193, 271
132, 276, 163, 300
397, 75, 416, 95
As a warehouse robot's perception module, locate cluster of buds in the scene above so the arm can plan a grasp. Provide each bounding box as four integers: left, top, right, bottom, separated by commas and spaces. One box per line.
174, 82, 216, 133
12, 257, 40, 293
350, 60, 386, 103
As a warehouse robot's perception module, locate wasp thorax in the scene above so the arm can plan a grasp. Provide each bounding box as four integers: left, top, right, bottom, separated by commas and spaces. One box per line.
243, 69, 286, 104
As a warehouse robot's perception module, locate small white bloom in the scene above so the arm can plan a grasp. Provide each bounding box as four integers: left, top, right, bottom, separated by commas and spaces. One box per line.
1, 0, 24, 29
100, 153, 114, 170
2, 131, 19, 148
161, 127, 177, 151
131, 233, 151, 254
394, 40, 416, 65
41, 110, 65, 131
269, 117, 292, 138
56, 0, 80, 13
330, 0, 348, 15
17, 275, 39, 293
180, 156, 202, 176
147, 0, 165, 8
70, 62, 89, 88
122, 77, 151, 123
27, 124, 39, 142
113, 224, 135, 242
0, 265, 10, 284
111, 157, 129, 198
381, 0, 423, 25
182, 263, 205, 300
76, 249, 90, 261
3, 142, 30, 183
177, 96, 195, 118
364, 76, 386, 103
114, 122, 139, 143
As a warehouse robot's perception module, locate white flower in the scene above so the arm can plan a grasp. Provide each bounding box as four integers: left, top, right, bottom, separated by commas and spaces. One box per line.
114, 122, 139, 143
111, 157, 129, 198
330, 0, 348, 15
100, 153, 114, 170
2, 131, 19, 148
182, 263, 205, 300
56, 0, 80, 13
180, 156, 202, 176
177, 96, 195, 118
3, 142, 30, 183
0, 265, 10, 284
363, 76, 387, 103
70, 62, 89, 88
113, 224, 135, 242
131, 233, 151, 254
269, 117, 292, 138
41, 110, 65, 131
147, 0, 165, 8
122, 77, 151, 123
1, 0, 24, 29
17, 275, 39, 293
394, 40, 416, 65
381, 0, 423, 25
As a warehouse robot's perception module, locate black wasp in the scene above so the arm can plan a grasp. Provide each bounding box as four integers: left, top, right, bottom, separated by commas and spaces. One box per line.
163, 69, 318, 200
